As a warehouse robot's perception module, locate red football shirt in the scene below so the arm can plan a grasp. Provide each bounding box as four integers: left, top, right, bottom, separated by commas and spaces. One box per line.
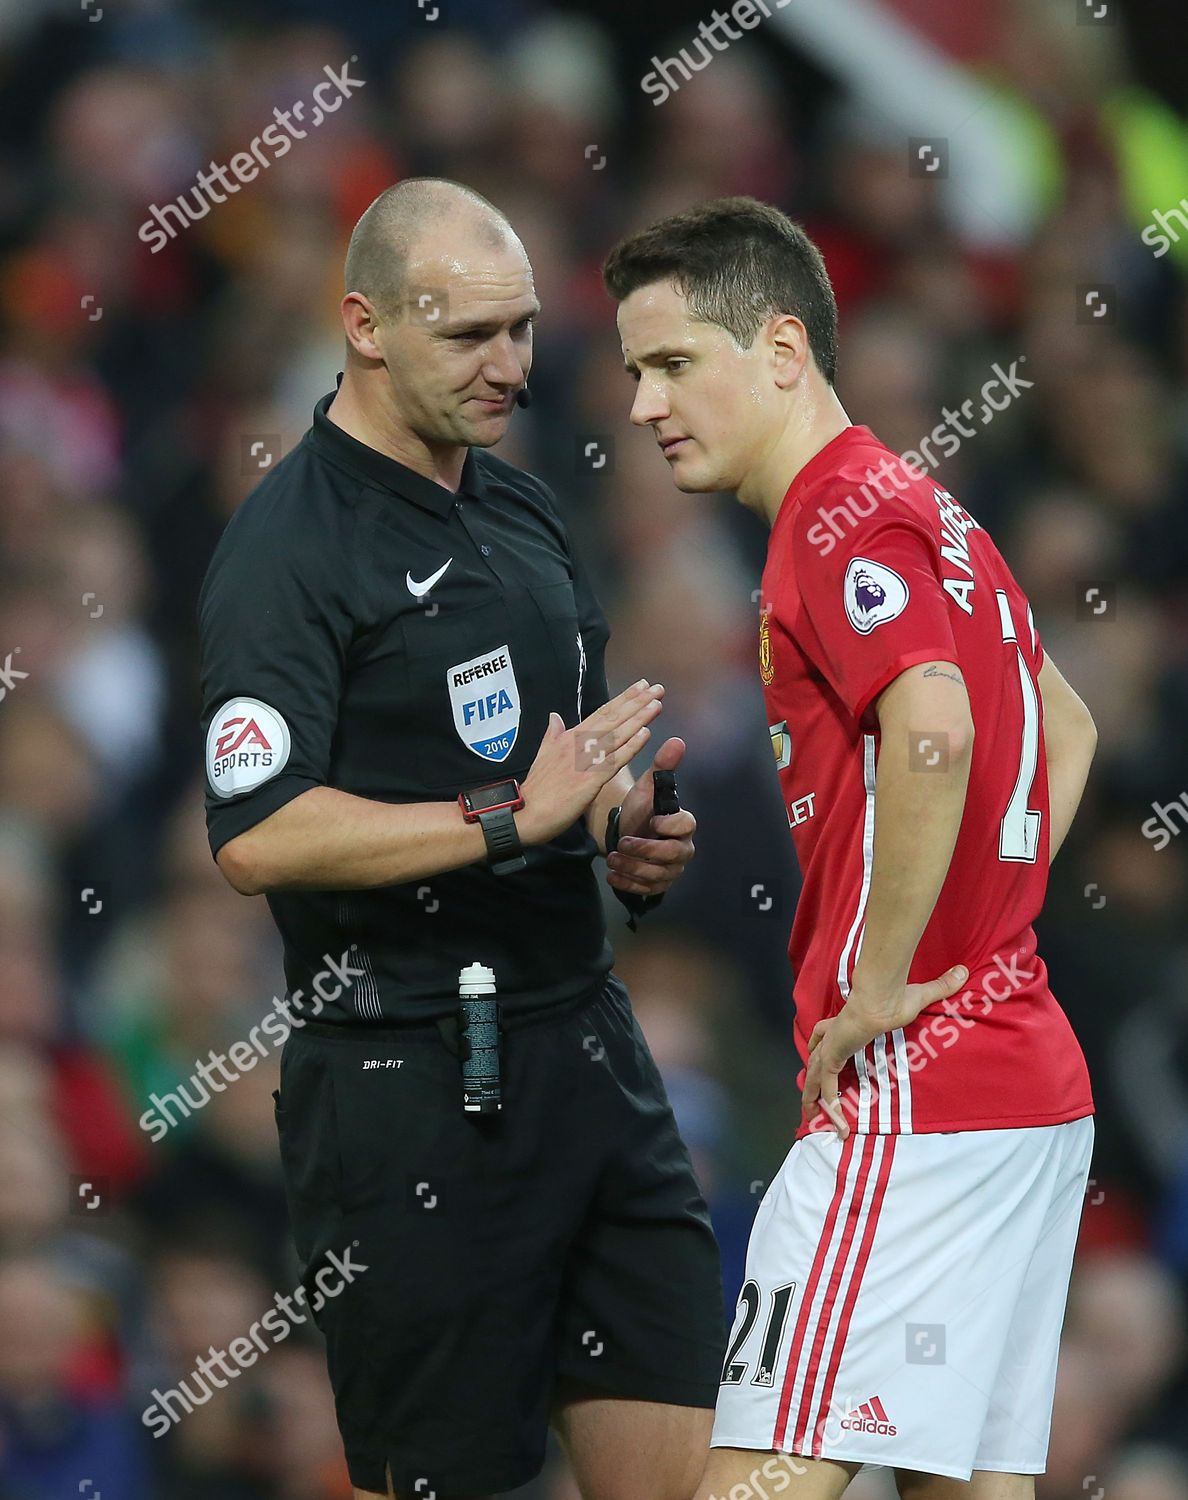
760, 426, 1093, 1137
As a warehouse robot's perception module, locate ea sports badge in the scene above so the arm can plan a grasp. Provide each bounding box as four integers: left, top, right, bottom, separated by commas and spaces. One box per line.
843, 557, 909, 634
759, 610, 774, 685
207, 697, 291, 798
448, 644, 521, 763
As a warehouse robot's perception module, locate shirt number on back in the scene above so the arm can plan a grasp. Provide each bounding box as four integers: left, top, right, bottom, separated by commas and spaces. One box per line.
996, 589, 1041, 862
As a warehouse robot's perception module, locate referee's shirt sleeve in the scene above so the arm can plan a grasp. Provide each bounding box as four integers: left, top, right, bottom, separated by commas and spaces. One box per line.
199, 507, 353, 859
573, 542, 611, 718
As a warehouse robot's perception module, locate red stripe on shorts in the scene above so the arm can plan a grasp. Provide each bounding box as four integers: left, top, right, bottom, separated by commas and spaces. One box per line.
771, 1134, 856, 1449
811, 1135, 898, 1456
792, 1135, 879, 1452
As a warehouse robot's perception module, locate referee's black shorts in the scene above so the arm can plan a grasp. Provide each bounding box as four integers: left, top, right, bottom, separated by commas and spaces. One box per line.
273, 972, 725, 1496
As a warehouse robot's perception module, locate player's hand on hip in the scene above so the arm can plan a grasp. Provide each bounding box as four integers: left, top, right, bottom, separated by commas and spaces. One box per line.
801, 1008, 869, 1140
519, 680, 664, 845
607, 737, 696, 898
845, 962, 970, 1039
801, 963, 969, 1139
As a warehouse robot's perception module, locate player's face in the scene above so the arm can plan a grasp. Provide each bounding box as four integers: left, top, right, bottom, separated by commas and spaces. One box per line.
617, 281, 776, 493
378, 237, 538, 451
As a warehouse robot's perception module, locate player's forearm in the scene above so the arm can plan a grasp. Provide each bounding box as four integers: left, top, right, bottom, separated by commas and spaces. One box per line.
1045, 730, 1096, 864
849, 722, 973, 1010
216, 786, 489, 893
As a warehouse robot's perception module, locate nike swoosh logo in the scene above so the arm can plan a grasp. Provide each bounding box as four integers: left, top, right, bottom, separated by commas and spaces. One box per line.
406, 559, 453, 597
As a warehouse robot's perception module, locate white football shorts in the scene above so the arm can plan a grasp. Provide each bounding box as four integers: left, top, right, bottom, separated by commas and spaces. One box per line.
711, 1117, 1094, 1479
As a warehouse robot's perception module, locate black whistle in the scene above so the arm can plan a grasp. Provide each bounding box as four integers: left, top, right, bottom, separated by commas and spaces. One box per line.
652, 768, 680, 818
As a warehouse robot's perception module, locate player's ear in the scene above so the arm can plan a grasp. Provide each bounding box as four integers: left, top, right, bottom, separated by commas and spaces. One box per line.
769, 313, 810, 390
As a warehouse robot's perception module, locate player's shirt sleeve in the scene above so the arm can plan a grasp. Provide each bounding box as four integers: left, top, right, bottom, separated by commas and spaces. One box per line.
199, 512, 354, 858
791, 509, 959, 725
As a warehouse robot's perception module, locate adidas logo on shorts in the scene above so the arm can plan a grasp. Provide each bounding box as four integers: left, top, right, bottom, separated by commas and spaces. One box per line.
839, 1396, 896, 1436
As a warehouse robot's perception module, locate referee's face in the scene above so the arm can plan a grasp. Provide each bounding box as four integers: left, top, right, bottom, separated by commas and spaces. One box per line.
617, 281, 784, 495
379, 235, 538, 451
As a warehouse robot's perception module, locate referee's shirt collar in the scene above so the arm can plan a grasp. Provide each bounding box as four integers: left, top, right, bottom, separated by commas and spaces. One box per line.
308, 378, 488, 517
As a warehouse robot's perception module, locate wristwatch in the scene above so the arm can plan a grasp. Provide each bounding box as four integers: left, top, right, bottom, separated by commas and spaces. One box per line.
459, 778, 526, 875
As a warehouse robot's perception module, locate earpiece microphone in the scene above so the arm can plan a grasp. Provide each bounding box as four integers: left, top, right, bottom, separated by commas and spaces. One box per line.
514, 387, 533, 409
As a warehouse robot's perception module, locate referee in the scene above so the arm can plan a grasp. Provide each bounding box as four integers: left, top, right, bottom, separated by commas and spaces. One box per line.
198, 179, 724, 1500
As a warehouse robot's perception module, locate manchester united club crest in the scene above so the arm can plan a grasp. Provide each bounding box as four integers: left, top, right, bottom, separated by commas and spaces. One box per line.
759, 610, 774, 685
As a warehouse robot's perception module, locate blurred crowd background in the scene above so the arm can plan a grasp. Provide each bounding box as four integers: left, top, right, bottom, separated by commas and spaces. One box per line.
1, 0, 1187, 1495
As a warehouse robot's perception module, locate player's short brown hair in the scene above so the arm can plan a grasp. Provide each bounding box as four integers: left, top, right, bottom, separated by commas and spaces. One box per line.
602, 196, 838, 385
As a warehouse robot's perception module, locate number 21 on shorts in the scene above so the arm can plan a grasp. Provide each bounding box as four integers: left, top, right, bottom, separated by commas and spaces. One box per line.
721, 1280, 797, 1387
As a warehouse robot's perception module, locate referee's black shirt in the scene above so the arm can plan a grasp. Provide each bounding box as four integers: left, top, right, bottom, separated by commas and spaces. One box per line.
199, 386, 614, 1024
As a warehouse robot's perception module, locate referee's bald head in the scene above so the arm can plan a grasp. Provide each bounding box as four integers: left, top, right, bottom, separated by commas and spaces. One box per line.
338, 178, 537, 452
344, 178, 522, 321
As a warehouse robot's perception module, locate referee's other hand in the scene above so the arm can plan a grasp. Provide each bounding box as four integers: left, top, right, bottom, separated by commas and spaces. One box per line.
519, 680, 664, 845
607, 736, 696, 899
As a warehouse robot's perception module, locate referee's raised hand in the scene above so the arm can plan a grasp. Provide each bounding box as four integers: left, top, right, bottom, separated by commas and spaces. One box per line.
518, 680, 664, 845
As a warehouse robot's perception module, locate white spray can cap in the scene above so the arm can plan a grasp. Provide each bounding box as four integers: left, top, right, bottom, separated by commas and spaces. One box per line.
458, 963, 496, 997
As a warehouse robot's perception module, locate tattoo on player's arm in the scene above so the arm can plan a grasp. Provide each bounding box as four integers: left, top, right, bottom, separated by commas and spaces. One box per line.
923, 664, 965, 687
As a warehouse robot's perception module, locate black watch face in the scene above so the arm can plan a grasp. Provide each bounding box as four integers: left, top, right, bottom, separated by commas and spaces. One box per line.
469, 778, 520, 812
